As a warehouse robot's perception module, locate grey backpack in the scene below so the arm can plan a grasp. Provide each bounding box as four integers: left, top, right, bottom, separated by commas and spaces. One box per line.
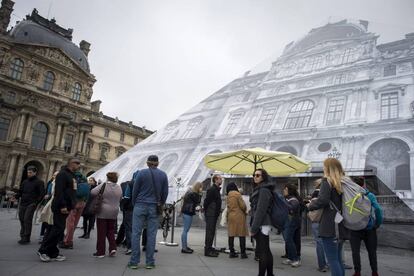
341, 177, 371, 231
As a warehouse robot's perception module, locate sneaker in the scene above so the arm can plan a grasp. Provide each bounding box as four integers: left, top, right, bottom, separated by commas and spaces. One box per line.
18, 239, 30, 245
59, 243, 73, 249
186, 247, 194, 253
125, 249, 132, 255
128, 263, 138, 269
282, 259, 293, 265
291, 260, 301, 267
52, 255, 66, 262
145, 264, 155, 269
93, 253, 105, 258
281, 254, 288, 258
37, 251, 51, 262
318, 267, 328, 272
181, 248, 193, 254
109, 250, 116, 257
240, 253, 248, 259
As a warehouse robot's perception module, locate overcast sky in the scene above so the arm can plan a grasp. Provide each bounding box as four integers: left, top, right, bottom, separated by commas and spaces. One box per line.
11, 0, 414, 131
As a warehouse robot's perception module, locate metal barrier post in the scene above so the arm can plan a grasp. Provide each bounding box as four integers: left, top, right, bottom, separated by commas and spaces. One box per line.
166, 205, 178, 246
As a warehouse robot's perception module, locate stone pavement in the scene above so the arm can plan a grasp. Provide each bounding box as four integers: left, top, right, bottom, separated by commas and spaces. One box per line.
0, 210, 413, 276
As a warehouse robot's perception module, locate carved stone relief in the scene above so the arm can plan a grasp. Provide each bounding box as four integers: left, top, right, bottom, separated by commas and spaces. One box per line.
34, 48, 75, 70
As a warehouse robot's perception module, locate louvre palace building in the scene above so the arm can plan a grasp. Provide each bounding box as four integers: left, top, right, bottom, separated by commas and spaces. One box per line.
0, 1, 152, 190
94, 19, 414, 248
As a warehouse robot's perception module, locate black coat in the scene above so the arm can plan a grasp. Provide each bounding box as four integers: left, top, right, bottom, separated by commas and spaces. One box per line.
17, 176, 45, 206
250, 182, 274, 234
52, 167, 77, 213
203, 184, 222, 217
308, 178, 349, 239
181, 191, 201, 216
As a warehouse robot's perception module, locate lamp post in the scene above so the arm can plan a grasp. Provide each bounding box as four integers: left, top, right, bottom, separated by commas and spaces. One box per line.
328, 146, 341, 159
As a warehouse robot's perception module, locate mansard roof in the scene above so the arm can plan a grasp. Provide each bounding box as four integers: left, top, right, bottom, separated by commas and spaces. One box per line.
283, 19, 368, 56
9, 10, 90, 72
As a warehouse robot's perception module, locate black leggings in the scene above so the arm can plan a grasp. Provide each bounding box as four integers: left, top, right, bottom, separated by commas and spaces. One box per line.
228, 236, 246, 253
350, 228, 378, 273
255, 231, 274, 276
82, 215, 95, 235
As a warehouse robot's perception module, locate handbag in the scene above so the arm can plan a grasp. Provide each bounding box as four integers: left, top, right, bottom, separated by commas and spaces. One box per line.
220, 206, 228, 227
149, 168, 163, 215
87, 183, 106, 215
307, 208, 323, 222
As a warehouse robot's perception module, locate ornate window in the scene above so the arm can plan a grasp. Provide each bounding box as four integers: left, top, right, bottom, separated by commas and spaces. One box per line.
116, 146, 126, 157
182, 117, 202, 139
284, 100, 314, 129
383, 64, 396, 77
341, 48, 354, 64
86, 139, 94, 158
257, 107, 277, 132
99, 143, 110, 161
380, 92, 398, 119
224, 111, 244, 134
10, 58, 24, 80
310, 56, 323, 70
64, 133, 74, 153
326, 98, 345, 125
43, 71, 55, 91
0, 117, 10, 141
104, 128, 110, 138
120, 132, 125, 142
334, 73, 347, 85
31, 122, 48, 150
72, 82, 82, 101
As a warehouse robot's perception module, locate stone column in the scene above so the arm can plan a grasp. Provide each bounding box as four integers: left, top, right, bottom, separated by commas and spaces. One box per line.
23, 115, 34, 142
5, 154, 17, 188
81, 131, 88, 154
15, 113, 26, 140
77, 131, 84, 152
47, 160, 56, 181
54, 123, 62, 147
410, 151, 414, 195
14, 155, 25, 187
60, 124, 67, 149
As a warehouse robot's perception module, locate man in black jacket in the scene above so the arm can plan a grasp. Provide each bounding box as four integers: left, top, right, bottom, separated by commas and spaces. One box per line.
38, 158, 79, 262
16, 166, 45, 244
203, 174, 223, 257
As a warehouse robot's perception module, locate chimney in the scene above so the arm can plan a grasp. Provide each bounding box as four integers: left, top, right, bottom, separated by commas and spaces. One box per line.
79, 40, 91, 56
91, 100, 101, 112
0, 0, 14, 34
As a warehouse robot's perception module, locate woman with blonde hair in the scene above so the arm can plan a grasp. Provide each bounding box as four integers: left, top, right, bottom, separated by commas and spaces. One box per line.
308, 158, 349, 276
180, 182, 203, 254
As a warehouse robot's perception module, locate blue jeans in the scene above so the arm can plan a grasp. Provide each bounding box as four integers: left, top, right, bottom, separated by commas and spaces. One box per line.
181, 214, 193, 249
311, 223, 327, 269
282, 217, 300, 261
129, 203, 158, 266
322, 237, 344, 276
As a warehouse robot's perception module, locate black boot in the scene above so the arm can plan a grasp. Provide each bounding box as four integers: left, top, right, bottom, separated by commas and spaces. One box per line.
229, 251, 238, 258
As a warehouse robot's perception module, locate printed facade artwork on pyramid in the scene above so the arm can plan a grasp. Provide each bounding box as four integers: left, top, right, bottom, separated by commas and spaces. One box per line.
93, 19, 414, 209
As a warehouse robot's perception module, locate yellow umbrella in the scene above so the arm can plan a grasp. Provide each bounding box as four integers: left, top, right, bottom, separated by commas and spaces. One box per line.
203, 147, 311, 176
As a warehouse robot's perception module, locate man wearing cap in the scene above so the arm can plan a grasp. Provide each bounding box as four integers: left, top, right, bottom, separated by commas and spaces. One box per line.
38, 158, 79, 262
128, 155, 168, 270
15, 166, 45, 244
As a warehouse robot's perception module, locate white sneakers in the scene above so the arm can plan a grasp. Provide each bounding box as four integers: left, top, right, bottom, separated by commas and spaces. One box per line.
282, 259, 301, 267
37, 252, 66, 262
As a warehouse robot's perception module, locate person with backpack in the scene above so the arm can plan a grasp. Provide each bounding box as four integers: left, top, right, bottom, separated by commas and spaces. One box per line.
250, 168, 275, 276
349, 177, 383, 276
308, 158, 349, 276
61, 171, 90, 249
180, 182, 202, 254
79, 177, 97, 239
281, 183, 302, 267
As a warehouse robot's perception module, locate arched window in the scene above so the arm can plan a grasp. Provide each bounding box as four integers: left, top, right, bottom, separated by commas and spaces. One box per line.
31, 122, 48, 150
10, 58, 24, 80
284, 100, 314, 129
43, 71, 55, 91
72, 82, 82, 101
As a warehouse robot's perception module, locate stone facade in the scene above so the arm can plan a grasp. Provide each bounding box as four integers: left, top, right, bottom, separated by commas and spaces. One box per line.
94, 20, 414, 214
0, 2, 152, 188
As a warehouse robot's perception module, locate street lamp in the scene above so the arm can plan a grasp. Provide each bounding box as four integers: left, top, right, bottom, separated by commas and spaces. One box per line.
328, 147, 341, 159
